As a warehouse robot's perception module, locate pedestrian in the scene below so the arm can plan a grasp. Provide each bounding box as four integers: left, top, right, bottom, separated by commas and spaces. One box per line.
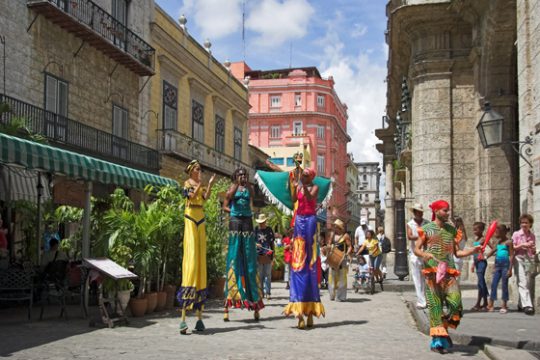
177, 160, 216, 335
319, 230, 329, 289
414, 199, 480, 354
326, 219, 352, 301
282, 228, 293, 290
512, 213, 537, 315
486, 224, 513, 313
406, 203, 429, 309
452, 217, 467, 279
255, 213, 274, 300
354, 218, 371, 264
283, 168, 325, 329
356, 229, 383, 286
470, 221, 492, 311
222, 167, 264, 322
377, 226, 391, 279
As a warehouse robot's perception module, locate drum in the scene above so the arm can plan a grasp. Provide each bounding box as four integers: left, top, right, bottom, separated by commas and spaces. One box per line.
326, 245, 345, 270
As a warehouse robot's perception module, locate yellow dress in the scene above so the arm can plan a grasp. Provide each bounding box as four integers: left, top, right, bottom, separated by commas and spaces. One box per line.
177, 180, 207, 310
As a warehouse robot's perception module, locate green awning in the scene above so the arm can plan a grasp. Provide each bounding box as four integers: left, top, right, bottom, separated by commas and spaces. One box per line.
0, 133, 177, 189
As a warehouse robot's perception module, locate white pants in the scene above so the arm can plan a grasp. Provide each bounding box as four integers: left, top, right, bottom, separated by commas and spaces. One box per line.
515, 256, 534, 308
329, 267, 348, 301
409, 252, 426, 307
381, 253, 387, 275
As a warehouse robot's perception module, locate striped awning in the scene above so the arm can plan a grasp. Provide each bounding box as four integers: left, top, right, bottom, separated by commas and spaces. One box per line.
0, 133, 177, 189
0, 166, 51, 201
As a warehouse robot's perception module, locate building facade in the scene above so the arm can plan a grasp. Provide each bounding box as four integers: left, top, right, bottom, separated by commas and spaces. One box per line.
346, 154, 361, 232
148, 7, 251, 181
377, 0, 540, 304
231, 64, 351, 225
356, 162, 381, 231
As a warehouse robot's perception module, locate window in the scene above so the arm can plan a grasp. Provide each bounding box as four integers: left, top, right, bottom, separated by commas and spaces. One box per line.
363, 175, 367, 181
317, 155, 325, 175
293, 121, 303, 135
270, 95, 281, 108
295, 93, 302, 106
286, 157, 296, 167
215, 115, 225, 152
317, 125, 325, 139
112, 104, 129, 158
365, 194, 369, 201
112, 0, 128, 48
270, 125, 280, 138
44, 73, 68, 141
234, 126, 242, 160
270, 157, 284, 165
162, 81, 177, 130
317, 94, 325, 108
192, 99, 204, 142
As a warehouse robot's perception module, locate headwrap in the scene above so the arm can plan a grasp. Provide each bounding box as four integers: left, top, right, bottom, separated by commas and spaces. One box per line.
303, 167, 316, 181
429, 200, 450, 221
185, 159, 200, 174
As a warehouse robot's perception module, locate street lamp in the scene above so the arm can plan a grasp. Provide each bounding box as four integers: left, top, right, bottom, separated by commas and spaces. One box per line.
393, 198, 408, 280
477, 102, 533, 166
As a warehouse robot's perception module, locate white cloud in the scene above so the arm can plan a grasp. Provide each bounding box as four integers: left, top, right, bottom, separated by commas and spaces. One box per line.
318, 20, 386, 163
179, 0, 243, 40
351, 23, 368, 38
245, 0, 314, 47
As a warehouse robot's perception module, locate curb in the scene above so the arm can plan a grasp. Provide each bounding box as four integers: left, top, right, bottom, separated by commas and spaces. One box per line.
406, 301, 540, 352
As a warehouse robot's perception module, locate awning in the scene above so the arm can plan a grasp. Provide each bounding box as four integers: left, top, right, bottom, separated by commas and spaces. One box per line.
0, 166, 51, 201
0, 133, 177, 189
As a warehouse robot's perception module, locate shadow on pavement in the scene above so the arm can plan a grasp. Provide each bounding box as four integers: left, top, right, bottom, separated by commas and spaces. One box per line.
193, 324, 266, 335
310, 320, 368, 329
448, 344, 483, 356
342, 298, 372, 303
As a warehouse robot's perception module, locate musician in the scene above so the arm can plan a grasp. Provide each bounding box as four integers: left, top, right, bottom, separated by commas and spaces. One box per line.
255, 214, 275, 300
325, 219, 352, 301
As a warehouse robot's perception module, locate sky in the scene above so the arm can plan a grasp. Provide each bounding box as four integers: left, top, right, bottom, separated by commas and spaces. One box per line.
155, 0, 388, 165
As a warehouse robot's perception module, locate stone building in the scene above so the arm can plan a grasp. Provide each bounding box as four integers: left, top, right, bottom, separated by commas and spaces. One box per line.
356, 162, 381, 231
377, 0, 540, 305
346, 154, 361, 232
230, 63, 351, 226
148, 6, 251, 181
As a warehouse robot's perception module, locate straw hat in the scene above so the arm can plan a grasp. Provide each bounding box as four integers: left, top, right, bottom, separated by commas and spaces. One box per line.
255, 213, 268, 224
410, 203, 424, 213
333, 219, 345, 230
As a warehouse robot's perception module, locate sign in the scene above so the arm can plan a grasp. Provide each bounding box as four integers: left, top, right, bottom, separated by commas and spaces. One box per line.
83, 258, 138, 280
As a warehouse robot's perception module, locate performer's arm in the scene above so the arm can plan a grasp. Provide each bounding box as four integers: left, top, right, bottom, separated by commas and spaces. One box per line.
508, 241, 514, 277
222, 184, 236, 213
345, 234, 353, 256
291, 182, 299, 203
303, 184, 318, 200
413, 229, 433, 261
203, 174, 216, 200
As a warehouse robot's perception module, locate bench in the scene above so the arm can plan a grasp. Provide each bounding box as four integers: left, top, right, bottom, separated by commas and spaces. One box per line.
0, 268, 34, 320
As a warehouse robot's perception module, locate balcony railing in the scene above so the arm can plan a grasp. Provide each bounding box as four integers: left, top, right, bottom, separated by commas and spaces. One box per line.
0, 94, 159, 173
157, 129, 252, 178
27, 0, 155, 76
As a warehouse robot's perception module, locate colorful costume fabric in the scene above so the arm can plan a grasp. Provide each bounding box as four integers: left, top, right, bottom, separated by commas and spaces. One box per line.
328, 233, 348, 301
177, 181, 207, 310
419, 221, 462, 343
225, 188, 264, 310
284, 190, 325, 317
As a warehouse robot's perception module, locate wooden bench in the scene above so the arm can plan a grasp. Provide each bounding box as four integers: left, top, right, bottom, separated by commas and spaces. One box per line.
0, 268, 34, 320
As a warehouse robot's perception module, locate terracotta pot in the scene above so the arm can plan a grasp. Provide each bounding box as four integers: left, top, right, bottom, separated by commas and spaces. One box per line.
117, 290, 131, 313
144, 292, 158, 313
155, 291, 167, 311
271, 269, 284, 281
164, 285, 176, 309
210, 277, 225, 299
129, 297, 148, 317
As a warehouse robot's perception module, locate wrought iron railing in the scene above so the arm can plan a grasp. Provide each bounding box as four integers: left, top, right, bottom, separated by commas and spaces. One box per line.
28, 0, 154, 68
157, 129, 252, 178
0, 94, 159, 173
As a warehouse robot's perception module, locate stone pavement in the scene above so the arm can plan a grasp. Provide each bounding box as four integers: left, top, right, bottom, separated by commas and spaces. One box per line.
0, 278, 485, 360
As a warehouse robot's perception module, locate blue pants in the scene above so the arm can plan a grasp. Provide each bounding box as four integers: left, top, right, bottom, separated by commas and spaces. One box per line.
258, 263, 272, 296
490, 259, 510, 301
474, 260, 489, 298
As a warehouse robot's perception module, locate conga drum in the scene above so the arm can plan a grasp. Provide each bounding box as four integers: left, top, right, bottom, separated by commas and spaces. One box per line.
326, 245, 345, 270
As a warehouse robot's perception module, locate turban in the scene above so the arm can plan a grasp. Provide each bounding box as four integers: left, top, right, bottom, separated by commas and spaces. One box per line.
185, 159, 200, 174
429, 200, 450, 221
303, 168, 316, 180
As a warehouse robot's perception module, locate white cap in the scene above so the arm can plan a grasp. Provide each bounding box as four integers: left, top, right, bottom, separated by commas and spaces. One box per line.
360, 218, 367, 225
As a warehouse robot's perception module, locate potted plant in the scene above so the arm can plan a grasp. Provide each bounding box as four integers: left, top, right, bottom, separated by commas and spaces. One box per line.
272, 246, 285, 281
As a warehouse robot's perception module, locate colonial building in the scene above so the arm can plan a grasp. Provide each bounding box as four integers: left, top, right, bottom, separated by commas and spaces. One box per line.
148, 7, 251, 181
356, 162, 381, 231
346, 154, 361, 232
377, 0, 540, 305
231, 63, 351, 225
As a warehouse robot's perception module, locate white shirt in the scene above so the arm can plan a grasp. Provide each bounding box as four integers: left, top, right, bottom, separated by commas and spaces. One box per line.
406, 218, 429, 252
355, 225, 371, 247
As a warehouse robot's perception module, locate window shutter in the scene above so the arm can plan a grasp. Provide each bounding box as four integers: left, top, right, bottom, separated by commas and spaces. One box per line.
45, 75, 57, 113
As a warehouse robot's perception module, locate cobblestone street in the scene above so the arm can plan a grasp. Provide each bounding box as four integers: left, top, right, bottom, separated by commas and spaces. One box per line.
0, 276, 485, 360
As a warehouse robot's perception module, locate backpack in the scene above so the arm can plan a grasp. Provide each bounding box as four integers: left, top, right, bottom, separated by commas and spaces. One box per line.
380, 237, 392, 254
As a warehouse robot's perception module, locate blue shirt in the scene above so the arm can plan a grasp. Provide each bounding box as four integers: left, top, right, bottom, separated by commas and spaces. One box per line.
256, 227, 274, 257
230, 188, 252, 217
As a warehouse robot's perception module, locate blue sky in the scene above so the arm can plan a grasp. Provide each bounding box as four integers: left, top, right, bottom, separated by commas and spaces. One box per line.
155, 0, 388, 164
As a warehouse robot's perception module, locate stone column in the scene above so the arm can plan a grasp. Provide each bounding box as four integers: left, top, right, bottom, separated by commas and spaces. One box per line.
384, 161, 395, 246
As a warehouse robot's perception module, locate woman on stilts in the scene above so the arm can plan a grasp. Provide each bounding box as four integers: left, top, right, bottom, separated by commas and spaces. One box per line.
177, 160, 216, 335
284, 168, 325, 329
414, 200, 480, 353
222, 167, 264, 321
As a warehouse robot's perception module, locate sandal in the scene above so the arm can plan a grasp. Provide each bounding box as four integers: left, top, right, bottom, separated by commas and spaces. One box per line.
470, 305, 481, 311
486, 306, 494, 312
499, 308, 508, 314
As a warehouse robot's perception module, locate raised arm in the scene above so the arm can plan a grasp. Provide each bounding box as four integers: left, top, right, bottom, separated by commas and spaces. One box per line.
203, 174, 216, 200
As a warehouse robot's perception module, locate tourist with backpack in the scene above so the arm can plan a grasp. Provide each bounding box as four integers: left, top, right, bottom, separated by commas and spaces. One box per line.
377, 227, 391, 279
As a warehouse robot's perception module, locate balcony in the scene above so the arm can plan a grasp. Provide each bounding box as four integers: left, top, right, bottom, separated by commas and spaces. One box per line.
157, 129, 252, 179
27, 0, 155, 76
0, 94, 159, 173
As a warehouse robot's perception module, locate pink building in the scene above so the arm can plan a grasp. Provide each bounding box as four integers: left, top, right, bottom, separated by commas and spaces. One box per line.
231, 62, 351, 225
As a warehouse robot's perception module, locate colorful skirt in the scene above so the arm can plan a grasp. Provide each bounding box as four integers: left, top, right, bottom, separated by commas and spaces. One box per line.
177, 207, 207, 311
224, 216, 264, 310
284, 214, 325, 317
